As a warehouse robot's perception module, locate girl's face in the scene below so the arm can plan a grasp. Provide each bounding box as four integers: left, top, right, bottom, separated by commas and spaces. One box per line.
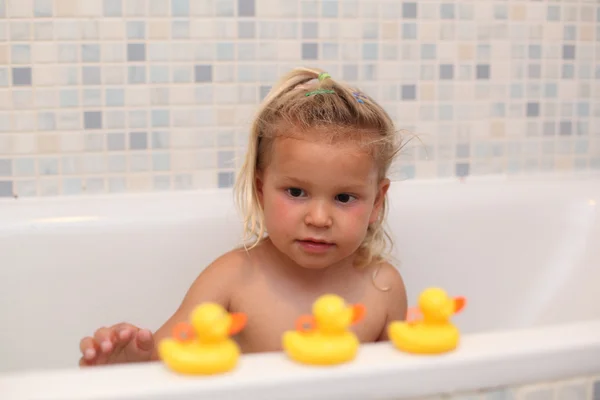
256, 130, 389, 270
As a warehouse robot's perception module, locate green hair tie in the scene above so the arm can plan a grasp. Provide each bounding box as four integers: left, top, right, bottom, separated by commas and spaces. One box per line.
318, 72, 331, 81
305, 88, 335, 97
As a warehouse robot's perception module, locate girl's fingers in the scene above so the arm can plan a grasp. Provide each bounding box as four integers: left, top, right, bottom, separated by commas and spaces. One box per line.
93, 327, 116, 354
135, 329, 154, 352
79, 337, 98, 361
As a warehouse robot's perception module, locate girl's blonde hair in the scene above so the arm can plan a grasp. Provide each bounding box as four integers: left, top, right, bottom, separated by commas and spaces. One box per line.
234, 67, 402, 269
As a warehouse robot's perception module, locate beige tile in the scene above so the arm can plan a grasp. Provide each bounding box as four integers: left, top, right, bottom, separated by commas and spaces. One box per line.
101, 21, 125, 40
55, 0, 79, 17
381, 22, 397, 40
555, 157, 574, 171
420, 22, 439, 41
149, 21, 170, 39
580, 25, 594, 41
218, 108, 235, 126
0, 45, 7, 64
458, 44, 474, 61
491, 121, 505, 138
511, 5, 527, 20
127, 175, 152, 192
419, 84, 435, 101
38, 134, 59, 153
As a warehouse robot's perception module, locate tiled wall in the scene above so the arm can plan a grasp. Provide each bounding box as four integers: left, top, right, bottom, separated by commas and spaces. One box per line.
416, 374, 600, 400
0, 0, 599, 197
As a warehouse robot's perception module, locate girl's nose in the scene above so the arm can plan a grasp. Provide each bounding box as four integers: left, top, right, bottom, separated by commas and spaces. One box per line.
304, 201, 333, 228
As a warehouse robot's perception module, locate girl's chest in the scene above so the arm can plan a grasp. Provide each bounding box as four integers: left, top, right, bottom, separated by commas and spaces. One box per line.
230, 282, 388, 354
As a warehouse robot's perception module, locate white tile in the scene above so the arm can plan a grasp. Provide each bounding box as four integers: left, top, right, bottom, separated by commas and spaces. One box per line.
7, 0, 33, 17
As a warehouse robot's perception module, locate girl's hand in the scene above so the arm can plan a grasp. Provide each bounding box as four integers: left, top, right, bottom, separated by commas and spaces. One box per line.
79, 323, 154, 366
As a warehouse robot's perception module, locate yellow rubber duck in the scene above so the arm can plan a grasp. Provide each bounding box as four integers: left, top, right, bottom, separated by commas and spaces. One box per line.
282, 294, 366, 366
158, 303, 247, 375
388, 287, 466, 355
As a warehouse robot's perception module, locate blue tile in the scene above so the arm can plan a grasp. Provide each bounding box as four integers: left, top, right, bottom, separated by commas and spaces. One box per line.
577, 121, 588, 135
82, 66, 101, 85
402, 23, 417, 39
127, 21, 145, 39
0, 181, 13, 197
34, 0, 53, 17
83, 89, 101, 106
14, 181, 36, 196
440, 64, 454, 79
217, 151, 235, 168
57, 44, 78, 62
149, 0, 168, 15
0, 68, 7, 87
302, 21, 318, 39
152, 131, 170, 148
129, 132, 148, 150
562, 64, 575, 79
39, 158, 59, 175
527, 103, 540, 117
216, 0, 234, 16
322, 1, 337, 17
84, 111, 102, 129
218, 171, 234, 188
476, 65, 490, 79
544, 83, 557, 98
171, 0, 189, 16
128, 66, 146, 84
152, 153, 170, 171
103, 0, 122, 16
238, 0, 254, 16
107, 133, 125, 150
560, 121, 572, 135
440, 3, 455, 19
216, 43, 234, 60
547, 5, 560, 21
439, 104, 453, 120
127, 43, 145, 61
363, 43, 378, 60
37, 112, 55, 130
149, 66, 169, 83
563, 25, 577, 41
577, 102, 590, 117
403, 2, 417, 18
172, 21, 189, 38
421, 44, 436, 59
238, 21, 255, 38
195, 65, 212, 82
153, 175, 171, 190
563, 45, 576, 59
302, 43, 318, 60
14, 158, 36, 176
455, 163, 469, 177
81, 44, 101, 62
11, 45, 31, 64
105, 88, 124, 106
259, 86, 271, 101
494, 4, 507, 19
528, 45, 541, 59
60, 90, 78, 107
0, 0, 4, 17
152, 110, 170, 127
0, 159, 11, 176
401, 85, 416, 100
63, 178, 82, 195
129, 111, 147, 128
528, 64, 541, 79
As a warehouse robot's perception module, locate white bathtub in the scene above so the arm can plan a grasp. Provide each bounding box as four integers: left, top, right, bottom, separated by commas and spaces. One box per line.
1, 174, 599, 399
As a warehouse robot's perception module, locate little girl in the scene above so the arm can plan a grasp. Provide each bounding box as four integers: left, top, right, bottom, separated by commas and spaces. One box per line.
79, 67, 408, 366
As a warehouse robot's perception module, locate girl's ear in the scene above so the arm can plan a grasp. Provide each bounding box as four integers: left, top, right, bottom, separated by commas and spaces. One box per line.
369, 178, 390, 224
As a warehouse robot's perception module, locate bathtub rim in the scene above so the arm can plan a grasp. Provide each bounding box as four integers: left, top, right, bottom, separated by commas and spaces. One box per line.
1, 319, 600, 400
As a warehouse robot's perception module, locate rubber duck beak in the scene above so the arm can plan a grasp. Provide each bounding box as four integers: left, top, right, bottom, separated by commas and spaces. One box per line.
454, 297, 466, 313
228, 313, 247, 335
352, 304, 366, 324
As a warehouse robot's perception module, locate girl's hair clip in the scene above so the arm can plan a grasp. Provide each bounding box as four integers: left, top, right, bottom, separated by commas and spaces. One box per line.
352, 92, 368, 104
306, 88, 335, 97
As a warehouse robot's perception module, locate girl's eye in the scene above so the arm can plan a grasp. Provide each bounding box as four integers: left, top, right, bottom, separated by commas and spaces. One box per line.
286, 188, 305, 197
335, 193, 356, 203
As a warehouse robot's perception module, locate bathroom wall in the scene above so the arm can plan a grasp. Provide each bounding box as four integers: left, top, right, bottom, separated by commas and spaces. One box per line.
0, 0, 598, 197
